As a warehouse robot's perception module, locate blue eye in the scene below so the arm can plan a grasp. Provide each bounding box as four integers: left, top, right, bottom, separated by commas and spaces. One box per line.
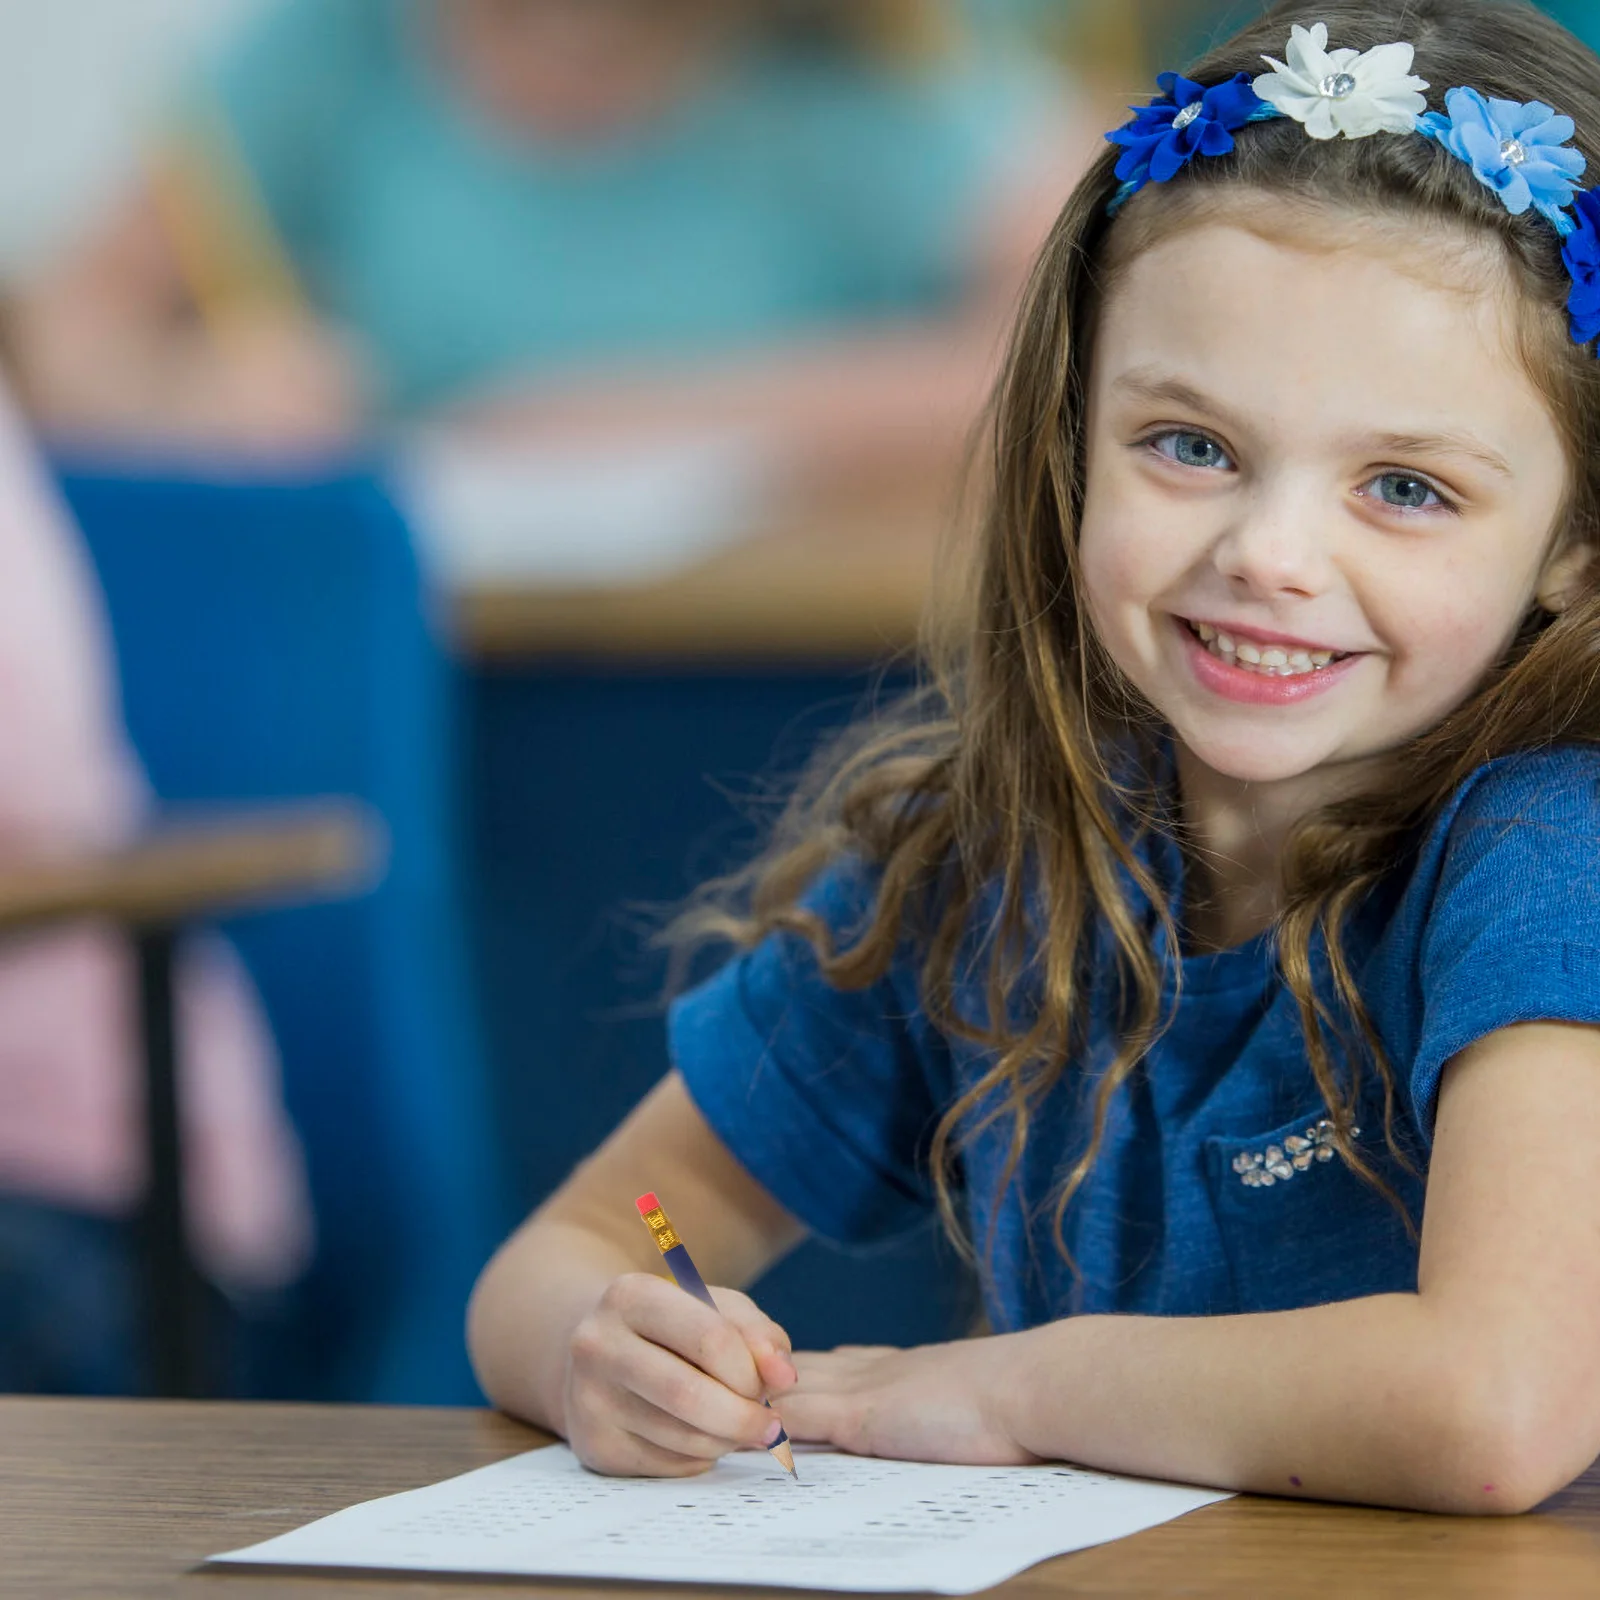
1365, 471, 1452, 513
1150, 430, 1234, 470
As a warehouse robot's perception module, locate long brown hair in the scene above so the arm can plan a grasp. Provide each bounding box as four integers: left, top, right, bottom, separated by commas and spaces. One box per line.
669, 0, 1600, 1281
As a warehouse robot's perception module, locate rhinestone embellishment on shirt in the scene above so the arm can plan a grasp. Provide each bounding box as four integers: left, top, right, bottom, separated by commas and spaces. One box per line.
1232, 1119, 1358, 1187
1172, 102, 1202, 130
1500, 137, 1528, 166
1318, 72, 1358, 99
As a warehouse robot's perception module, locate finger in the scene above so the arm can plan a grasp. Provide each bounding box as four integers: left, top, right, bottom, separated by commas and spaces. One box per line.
710, 1288, 794, 1359
790, 1347, 880, 1382
789, 1349, 838, 1380
762, 1388, 835, 1445
579, 1425, 721, 1480
709, 1289, 798, 1388
608, 1325, 777, 1446
758, 1346, 800, 1393
618, 1279, 768, 1399
609, 1386, 778, 1463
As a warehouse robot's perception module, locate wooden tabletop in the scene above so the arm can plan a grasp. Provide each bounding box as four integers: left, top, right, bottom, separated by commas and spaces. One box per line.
0, 801, 382, 935
5, 1398, 1599, 1598
456, 473, 962, 666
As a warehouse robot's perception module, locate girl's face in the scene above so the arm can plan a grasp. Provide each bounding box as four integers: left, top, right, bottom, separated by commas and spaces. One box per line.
1078, 210, 1579, 804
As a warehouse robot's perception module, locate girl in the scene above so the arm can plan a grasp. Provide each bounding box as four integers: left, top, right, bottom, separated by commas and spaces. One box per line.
469, 0, 1600, 1514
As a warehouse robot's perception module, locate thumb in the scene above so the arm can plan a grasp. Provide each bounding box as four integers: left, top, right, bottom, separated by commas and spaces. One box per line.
756, 1340, 799, 1393
711, 1288, 797, 1390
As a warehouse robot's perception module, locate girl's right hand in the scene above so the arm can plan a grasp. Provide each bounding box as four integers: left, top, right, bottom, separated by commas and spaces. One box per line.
562, 1272, 798, 1477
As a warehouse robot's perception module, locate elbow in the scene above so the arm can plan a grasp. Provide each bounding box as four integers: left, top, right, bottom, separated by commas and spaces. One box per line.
463, 1261, 503, 1407
464, 1247, 530, 1422
1427, 1364, 1599, 1515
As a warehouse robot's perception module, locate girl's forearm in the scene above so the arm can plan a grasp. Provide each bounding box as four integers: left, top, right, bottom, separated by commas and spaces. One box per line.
995, 1296, 1550, 1515
466, 1217, 637, 1434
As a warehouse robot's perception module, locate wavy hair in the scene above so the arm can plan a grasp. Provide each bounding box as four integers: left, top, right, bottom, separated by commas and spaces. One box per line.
668, 0, 1600, 1281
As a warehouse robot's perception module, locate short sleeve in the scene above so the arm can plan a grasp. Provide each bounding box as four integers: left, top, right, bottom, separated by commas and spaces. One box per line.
667, 857, 948, 1248
1410, 748, 1600, 1138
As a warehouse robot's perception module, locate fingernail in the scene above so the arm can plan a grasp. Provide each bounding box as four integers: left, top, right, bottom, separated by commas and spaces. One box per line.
764, 1418, 784, 1445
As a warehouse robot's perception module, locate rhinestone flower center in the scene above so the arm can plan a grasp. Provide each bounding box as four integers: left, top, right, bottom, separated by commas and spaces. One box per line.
1172, 102, 1202, 130
1232, 1119, 1359, 1187
1500, 137, 1528, 166
1318, 71, 1357, 99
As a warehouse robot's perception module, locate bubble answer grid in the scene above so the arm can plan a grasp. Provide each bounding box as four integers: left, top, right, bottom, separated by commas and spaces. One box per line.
209, 1443, 1232, 1594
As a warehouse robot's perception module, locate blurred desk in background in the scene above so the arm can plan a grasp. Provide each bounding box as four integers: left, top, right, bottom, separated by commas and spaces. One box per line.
454, 474, 949, 663
0, 803, 379, 1400
0, 804, 375, 930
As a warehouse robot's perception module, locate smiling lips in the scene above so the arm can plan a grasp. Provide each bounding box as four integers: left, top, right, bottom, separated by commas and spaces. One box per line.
1175, 614, 1368, 704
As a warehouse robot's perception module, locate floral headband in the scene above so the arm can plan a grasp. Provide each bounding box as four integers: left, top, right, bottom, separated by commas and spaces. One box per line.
1105, 21, 1600, 354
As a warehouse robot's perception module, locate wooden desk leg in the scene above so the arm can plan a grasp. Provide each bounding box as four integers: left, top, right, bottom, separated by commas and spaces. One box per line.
134, 926, 209, 1398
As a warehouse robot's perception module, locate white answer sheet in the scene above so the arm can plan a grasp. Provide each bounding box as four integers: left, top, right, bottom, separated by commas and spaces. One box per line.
210, 1442, 1232, 1594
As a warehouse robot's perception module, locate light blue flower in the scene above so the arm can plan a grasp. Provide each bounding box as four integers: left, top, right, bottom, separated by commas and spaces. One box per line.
1418, 86, 1585, 232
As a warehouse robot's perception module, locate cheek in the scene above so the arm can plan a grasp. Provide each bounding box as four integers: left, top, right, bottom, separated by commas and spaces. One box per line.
1376, 574, 1526, 695
1074, 507, 1127, 645
1079, 464, 1148, 605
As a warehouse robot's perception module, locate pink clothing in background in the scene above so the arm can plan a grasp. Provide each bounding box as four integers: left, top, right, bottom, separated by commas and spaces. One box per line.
0, 386, 312, 1290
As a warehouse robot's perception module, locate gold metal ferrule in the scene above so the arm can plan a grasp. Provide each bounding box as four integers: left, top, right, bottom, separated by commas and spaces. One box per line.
639, 1207, 681, 1253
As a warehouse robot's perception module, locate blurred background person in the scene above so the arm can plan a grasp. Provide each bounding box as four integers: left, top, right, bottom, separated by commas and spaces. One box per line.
5, 0, 1090, 490
0, 374, 312, 1393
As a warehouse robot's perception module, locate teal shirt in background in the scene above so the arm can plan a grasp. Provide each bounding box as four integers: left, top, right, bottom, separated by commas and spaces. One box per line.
205, 0, 1061, 414
1539, 0, 1600, 51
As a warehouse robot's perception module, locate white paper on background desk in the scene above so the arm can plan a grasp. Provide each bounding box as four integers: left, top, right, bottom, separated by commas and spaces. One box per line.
209, 1442, 1232, 1594
391, 429, 774, 590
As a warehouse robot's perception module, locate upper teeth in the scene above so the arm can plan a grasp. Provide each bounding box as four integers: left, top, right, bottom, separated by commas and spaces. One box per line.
1193, 620, 1337, 673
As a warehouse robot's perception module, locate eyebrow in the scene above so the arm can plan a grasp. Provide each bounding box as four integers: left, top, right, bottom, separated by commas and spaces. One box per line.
1361, 430, 1514, 479
1112, 371, 1240, 427
1109, 369, 1516, 479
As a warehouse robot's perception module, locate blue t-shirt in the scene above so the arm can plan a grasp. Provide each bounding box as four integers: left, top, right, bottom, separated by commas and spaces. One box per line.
670, 740, 1600, 1332
201, 0, 1057, 413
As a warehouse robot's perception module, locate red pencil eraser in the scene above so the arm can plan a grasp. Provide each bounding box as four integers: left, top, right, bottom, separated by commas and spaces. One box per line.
635, 1192, 660, 1215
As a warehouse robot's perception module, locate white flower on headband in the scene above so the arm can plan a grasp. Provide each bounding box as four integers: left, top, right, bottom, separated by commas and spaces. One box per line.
1253, 21, 1429, 139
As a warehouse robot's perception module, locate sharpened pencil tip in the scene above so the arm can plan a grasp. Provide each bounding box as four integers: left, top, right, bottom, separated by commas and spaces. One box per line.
770, 1436, 797, 1478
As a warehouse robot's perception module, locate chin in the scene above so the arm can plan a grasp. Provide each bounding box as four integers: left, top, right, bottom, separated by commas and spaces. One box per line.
1172, 727, 1334, 787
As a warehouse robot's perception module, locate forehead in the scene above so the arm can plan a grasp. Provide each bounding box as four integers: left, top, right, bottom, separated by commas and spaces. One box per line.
1091, 210, 1556, 452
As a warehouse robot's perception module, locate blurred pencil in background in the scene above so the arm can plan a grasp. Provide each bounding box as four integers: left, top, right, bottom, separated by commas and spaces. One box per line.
145, 94, 305, 335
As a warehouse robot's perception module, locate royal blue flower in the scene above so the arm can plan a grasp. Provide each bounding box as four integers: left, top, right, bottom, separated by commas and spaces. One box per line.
1106, 71, 1268, 200
1562, 187, 1600, 350
1418, 86, 1585, 232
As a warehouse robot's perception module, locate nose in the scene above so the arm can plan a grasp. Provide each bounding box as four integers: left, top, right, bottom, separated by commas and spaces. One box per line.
1209, 475, 1336, 600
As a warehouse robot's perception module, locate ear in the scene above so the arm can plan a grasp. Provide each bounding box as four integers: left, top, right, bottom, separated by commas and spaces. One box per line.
1536, 542, 1593, 614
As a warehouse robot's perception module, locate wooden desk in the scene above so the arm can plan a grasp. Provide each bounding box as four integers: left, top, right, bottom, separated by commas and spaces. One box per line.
456, 476, 961, 664
0, 805, 378, 930
5, 1398, 1599, 1598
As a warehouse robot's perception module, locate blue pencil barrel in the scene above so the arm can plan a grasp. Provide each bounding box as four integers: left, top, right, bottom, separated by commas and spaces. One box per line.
661, 1242, 716, 1311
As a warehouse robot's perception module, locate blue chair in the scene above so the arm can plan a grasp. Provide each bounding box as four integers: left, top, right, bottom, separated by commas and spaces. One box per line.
54, 461, 506, 1404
